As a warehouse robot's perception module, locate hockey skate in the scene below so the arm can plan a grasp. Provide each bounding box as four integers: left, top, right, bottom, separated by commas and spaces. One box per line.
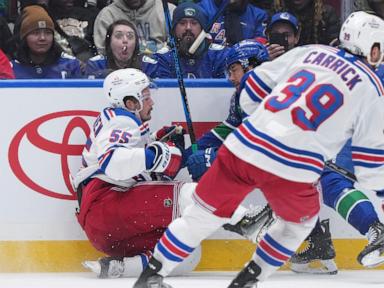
357, 221, 384, 268
227, 260, 261, 288
290, 219, 338, 275
83, 256, 126, 278
133, 257, 173, 288
223, 204, 275, 244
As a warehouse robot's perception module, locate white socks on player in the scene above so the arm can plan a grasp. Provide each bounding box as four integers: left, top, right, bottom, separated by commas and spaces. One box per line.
253, 215, 318, 281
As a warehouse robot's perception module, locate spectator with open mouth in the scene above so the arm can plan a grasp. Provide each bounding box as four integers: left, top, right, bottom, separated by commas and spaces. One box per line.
85, 19, 146, 79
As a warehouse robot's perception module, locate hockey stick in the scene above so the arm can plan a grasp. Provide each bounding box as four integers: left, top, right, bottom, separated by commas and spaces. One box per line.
161, 0, 197, 152
324, 160, 357, 182
188, 0, 232, 54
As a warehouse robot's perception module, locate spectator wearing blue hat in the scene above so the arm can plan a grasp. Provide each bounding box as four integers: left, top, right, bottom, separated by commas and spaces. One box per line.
143, 1, 229, 79
273, 0, 340, 46
266, 12, 301, 60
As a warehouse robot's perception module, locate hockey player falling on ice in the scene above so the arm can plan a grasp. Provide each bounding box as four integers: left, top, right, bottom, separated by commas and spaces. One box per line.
73, 68, 271, 278
133, 11, 384, 288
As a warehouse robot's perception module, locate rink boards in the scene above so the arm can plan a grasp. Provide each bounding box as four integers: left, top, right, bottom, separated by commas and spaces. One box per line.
0, 80, 383, 272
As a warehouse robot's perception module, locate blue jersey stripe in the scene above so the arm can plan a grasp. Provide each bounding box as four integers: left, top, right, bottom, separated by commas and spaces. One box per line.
353, 161, 383, 168
244, 121, 324, 161
233, 130, 323, 175
251, 72, 272, 94
351, 146, 384, 155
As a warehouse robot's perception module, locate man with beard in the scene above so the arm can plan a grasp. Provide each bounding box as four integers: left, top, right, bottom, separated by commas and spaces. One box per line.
143, 1, 228, 79
197, 0, 268, 46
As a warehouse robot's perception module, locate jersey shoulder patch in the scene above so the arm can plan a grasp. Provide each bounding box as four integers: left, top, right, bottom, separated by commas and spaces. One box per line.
89, 54, 105, 61
156, 46, 171, 54
142, 55, 158, 64
61, 52, 77, 60
209, 43, 226, 51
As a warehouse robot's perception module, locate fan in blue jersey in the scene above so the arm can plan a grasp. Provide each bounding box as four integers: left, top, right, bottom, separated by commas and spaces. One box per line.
133, 11, 384, 288
197, 0, 268, 46
142, 2, 228, 79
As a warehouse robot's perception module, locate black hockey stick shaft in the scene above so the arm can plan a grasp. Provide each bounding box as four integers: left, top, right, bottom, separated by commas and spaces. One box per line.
188, 0, 231, 54
324, 160, 357, 182
161, 0, 197, 151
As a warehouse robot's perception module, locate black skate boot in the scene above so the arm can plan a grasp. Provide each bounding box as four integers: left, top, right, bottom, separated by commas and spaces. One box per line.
133, 257, 173, 288
357, 221, 384, 268
224, 204, 275, 244
290, 219, 338, 275
227, 260, 261, 288
83, 256, 125, 278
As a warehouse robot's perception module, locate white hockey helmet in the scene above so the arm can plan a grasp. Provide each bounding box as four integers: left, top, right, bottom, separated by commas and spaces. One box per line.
103, 68, 152, 112
339, 11, 384, 66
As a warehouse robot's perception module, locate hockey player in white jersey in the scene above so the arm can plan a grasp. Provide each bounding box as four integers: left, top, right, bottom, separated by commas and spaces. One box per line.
133, 11, 384, 288
74, 68, 272, 278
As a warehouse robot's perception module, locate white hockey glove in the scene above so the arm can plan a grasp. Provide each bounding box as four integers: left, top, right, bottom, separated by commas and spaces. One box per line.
146, 141, 182, 178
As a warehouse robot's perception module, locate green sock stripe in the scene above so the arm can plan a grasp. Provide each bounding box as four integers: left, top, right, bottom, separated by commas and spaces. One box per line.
336, 189, 369, 220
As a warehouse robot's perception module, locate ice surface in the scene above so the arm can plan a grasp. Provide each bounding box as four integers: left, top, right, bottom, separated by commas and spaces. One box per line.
0, 270, 382, 288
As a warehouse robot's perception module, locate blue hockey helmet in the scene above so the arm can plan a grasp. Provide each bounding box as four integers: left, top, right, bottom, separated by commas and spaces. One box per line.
225, 39, 269, 70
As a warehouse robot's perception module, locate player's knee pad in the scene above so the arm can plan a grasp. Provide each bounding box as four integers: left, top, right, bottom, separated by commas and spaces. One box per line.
178, 182, 197, 216
320, 170, 354, 208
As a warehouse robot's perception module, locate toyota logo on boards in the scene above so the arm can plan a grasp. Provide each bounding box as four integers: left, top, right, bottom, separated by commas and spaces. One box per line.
8, 111, 99, 200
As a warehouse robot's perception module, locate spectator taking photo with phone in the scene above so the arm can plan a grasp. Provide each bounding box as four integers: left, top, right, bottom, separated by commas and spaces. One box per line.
266, 12, 301, 60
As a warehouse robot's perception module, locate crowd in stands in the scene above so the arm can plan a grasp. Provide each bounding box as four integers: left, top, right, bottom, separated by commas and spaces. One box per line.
0, 0, 383, 80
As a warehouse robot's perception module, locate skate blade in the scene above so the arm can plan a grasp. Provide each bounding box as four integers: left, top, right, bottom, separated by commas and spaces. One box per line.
82, 260, 101, 275
361, 250, 384, 268
290, 259, 338, 275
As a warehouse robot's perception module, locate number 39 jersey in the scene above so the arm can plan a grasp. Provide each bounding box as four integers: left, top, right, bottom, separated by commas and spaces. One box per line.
225, 45, 384, 190
73, 107, 152, 189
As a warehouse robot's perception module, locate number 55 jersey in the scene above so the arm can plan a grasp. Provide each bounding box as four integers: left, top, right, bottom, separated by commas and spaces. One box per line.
226, 45, 384, 190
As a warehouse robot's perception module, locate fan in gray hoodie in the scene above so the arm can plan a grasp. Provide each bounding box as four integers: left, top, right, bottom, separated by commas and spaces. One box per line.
94, 0, 176, 54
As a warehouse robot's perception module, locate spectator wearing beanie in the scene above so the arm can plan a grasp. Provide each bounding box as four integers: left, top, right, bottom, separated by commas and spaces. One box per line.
142, 1, 229, 79
12, 5, 82, 79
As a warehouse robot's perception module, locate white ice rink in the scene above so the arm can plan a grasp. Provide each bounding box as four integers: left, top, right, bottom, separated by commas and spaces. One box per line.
0, 271, 382, 288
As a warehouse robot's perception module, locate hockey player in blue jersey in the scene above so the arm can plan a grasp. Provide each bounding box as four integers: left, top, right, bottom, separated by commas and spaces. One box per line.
185, 39, 269, 180
142, 2, 228, 79
133, 11, 384, 288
